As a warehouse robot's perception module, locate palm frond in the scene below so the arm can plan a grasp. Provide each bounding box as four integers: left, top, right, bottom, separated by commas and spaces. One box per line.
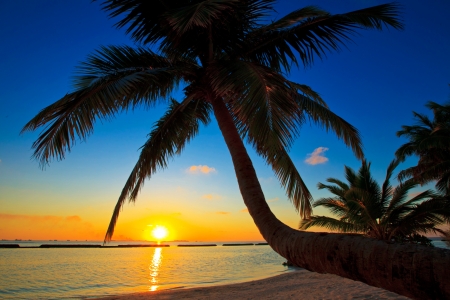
324, 178, 349, 190
242, 3, 402, 70
99, 0, 174, 45
211, 60, 302, 151
264, 6, 329, 31
313, 197, 349, 219
72, 45, 197, 90
290, 86, 363, 159
396, 101, 450, 194
261, 146, 312, 218
383, 180, 420, 219
317, 181, 348, 199
22, 46, 192, 166
299, 215, 365, 233
380, 159, 399, 207
211, 60, 360, 217
167, 0, 238, 34
390, 198, 450, 237
104, 98, 212, 243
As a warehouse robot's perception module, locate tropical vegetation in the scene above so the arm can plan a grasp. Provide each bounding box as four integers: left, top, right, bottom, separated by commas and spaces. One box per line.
300, 159, 450, 246
396, 101, 450, 195
21, 1, 450, 298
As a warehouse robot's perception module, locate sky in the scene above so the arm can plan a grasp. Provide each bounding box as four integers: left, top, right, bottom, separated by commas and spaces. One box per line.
0, 0, 449, 242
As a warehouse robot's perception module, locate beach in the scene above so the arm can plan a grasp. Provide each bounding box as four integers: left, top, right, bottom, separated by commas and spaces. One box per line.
97, 269, 409, 300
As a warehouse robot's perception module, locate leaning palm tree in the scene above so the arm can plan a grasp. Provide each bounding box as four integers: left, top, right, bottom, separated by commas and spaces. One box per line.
300, 159, 450, 245
396, 101, 450, 194
22, 1, 450, 298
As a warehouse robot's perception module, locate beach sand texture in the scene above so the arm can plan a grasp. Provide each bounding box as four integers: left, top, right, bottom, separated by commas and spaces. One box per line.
98, 269, 409, 299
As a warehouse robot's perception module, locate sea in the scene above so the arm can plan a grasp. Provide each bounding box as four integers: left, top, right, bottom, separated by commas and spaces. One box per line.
0, 238, 448, 300
0, 240, 295, 299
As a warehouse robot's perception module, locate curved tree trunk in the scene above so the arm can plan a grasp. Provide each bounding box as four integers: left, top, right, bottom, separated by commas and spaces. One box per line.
211, 97, 450, 300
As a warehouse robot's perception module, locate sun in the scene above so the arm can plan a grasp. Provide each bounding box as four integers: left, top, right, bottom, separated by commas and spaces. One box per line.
151, 225, 169, 240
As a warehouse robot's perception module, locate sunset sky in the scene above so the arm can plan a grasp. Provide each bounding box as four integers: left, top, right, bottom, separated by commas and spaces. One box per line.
1, 0, 449, 241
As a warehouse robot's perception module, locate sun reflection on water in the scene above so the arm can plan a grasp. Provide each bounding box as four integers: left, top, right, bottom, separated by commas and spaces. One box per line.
149, 247, 162, 291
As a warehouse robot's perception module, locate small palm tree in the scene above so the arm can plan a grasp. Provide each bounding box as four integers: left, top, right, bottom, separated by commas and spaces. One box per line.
396, 101, 450, 194
300, 159, 450, 246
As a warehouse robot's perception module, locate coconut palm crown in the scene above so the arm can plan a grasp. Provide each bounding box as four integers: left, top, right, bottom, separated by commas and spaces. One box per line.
300, 159, 450, 245
396, 101, 450, 194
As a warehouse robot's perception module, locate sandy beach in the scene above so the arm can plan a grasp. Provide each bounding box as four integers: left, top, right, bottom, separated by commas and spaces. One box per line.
97, 269, 409, 300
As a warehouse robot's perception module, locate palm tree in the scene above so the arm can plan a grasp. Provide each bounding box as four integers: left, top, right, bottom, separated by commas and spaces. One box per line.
300, 159, 450, 246
396, 101, 450, 194
21, 1, 449, 298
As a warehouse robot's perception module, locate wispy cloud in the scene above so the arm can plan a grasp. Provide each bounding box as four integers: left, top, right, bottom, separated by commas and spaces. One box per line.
202, 194, 221, 201
186, 165, 216, 174
267, 197, 279, 203
240, 208, 249, 213
216, 211, 230, 215
305, 147, 329, 165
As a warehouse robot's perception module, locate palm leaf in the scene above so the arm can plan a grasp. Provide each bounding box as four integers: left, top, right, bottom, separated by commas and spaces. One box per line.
167, 0, 238, 34
104, 98, 212, 243
313, 197, 349, 219
22, 46, 192, 166
390, 198, 450, 237
299, 215, 365, 233
317, 181, 348, 199
210, 60, 361, 217
242, 3, 402, 70
290, 86, 364, 159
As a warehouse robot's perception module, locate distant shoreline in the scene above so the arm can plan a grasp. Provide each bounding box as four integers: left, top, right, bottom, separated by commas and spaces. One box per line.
0, 242, 269, 248
94, 269, 409, 300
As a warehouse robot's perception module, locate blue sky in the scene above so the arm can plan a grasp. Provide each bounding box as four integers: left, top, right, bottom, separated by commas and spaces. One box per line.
0, 0, 449, 241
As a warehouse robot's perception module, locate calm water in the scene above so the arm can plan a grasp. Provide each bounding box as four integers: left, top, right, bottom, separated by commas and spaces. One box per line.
0, 239, 448, 299
0, 241, 293, 299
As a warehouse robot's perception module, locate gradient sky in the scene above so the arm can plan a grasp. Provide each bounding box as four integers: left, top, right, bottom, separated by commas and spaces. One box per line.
1, 0, 449, 241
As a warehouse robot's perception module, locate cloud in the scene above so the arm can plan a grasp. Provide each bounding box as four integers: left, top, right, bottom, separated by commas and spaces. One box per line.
216, 211, 230, 215
240, 208, 249, 213
267, 197, 279, 203
187, 165, 216, 174
305, 147, 329, 165
202, 194, 221, 201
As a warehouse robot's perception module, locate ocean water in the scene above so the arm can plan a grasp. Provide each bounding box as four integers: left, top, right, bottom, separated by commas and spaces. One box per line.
0, 241, 293, 299
0, 239, 448, 299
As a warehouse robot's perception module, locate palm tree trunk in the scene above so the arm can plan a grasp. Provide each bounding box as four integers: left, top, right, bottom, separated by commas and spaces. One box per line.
211, 97, 450, 300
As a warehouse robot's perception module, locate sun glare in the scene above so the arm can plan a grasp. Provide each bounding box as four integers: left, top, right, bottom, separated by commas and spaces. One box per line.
151, 225, 169, 240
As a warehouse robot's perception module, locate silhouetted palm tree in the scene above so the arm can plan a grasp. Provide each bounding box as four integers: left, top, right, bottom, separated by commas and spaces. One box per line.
300, 159, 450, 245
396, 101, 450, 194
22, 1, 450, 298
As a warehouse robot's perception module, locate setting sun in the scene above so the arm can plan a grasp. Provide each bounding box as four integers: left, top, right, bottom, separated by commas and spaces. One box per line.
151, 225, 169, 240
